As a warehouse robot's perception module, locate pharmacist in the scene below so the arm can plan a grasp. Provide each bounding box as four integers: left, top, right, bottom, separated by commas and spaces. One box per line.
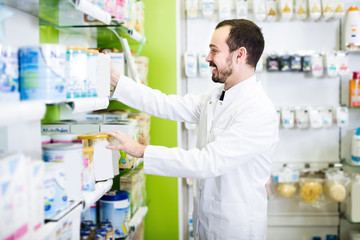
106, 19, 279, 240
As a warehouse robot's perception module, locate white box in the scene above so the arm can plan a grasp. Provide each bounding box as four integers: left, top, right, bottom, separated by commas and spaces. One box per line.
97, 53, 110, 98
101, 120, 138, 171
0, 153, 29, 240
70, 121, 101, 134
110, 52, 125, 75
26, 160, 45, 238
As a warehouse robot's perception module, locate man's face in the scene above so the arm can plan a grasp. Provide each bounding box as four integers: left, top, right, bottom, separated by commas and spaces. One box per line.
206, 26, 234, 84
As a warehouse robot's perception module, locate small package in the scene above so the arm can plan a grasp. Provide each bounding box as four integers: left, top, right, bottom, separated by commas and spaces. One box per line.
325, 169, 349, 203
273, 167, 299, 198
299, 170, 325, 204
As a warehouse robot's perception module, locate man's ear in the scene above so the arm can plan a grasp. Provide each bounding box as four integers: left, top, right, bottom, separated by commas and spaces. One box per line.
236, 47, 247, 63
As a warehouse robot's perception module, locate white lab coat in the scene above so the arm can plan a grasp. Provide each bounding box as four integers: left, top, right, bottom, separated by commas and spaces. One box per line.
112, 75, 279, 240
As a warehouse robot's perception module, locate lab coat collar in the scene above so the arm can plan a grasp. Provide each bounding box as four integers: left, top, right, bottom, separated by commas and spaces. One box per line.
218, 75, 259, 103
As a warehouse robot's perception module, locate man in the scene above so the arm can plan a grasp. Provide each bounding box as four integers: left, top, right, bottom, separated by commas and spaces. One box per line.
107, 19, 279, 240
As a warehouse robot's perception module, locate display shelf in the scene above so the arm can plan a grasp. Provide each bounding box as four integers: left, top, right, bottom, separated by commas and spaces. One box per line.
268, 212, 340, 227
129, 206, 148, 231
0, 100, 46, 127
341, 213, 360, 224
50, 97, 109, 114
33, 202, 82, 240
46, 200, 82, 222
341, 158, 360, 168
82, 179, 113, 211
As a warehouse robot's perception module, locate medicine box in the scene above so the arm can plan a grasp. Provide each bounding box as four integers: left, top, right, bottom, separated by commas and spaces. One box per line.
42, 123, 71, 133
70, 121, 100, 134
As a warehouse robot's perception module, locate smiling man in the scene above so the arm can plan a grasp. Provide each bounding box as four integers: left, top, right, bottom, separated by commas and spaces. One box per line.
107, 19, 279, 240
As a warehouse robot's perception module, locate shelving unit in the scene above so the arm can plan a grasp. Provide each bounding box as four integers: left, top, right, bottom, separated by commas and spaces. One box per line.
0, 1, 147, 239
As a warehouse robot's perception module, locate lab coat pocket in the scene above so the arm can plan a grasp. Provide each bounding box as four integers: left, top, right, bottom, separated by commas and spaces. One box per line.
208, 200, 249, 240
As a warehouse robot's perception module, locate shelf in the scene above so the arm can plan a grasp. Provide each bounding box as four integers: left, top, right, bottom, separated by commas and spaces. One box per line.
0, 100, 46, 127
82, 179, 113, 211
342, 213, 360, 224
33, 202, 83, 240
340, 159, 360, 168
46, 200, 82, 222
51, 97, 109, 114
268, 212, 340, 227
129, 206, 148, 231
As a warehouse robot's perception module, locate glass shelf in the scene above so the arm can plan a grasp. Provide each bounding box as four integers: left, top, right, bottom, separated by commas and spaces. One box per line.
340, 158, 360, 168
341, 213, 360, 224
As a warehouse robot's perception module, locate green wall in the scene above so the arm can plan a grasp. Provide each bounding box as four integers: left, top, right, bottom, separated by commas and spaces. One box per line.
141, 0, 179, 239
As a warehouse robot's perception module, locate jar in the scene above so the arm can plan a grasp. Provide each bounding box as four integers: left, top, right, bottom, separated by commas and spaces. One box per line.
82, 147, 95, 191
100, 190, 130, 239
19, 44, 66, 101
41, 134, 51, 145
78, 133, 113, 181
42, 143, 83, 201
51, 133, 80, 144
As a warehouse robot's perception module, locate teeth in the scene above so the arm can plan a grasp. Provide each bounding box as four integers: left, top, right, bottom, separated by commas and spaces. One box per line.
210, 66, 216, 70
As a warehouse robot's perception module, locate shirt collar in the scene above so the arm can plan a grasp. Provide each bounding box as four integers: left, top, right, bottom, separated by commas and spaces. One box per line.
216, 75, 259, 102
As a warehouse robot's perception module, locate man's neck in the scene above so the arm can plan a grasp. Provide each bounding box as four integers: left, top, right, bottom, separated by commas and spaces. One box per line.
224, 70, 255, 90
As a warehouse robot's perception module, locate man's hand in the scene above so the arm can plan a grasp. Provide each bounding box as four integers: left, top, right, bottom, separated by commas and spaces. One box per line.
106, 130, 146, 158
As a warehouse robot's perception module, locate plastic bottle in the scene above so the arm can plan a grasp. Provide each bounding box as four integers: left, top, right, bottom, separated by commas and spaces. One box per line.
344, 6, 360, 50
352, 128, 360, 165
349, 71, 360, 108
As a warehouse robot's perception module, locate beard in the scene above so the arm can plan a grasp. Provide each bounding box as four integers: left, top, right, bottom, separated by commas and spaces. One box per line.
211, 56, 233, 84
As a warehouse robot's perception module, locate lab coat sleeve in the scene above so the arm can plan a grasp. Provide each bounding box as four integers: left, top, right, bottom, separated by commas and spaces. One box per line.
112, 75, 203, 123
143, 109, 279, 179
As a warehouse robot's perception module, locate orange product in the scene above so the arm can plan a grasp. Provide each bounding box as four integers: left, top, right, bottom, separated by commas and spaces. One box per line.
349, 71, 360, 108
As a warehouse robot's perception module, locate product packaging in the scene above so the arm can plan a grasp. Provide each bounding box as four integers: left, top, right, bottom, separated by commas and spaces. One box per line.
184, 52, 198, 78
324, 169, 349, 203
253, 0, 267, 21
335, 106, 348, 127
295, 0, 307, 20
308, 0, 322, 20
236, 0, 248, 19
349, 72, 360, 108
311, 53, 324, 77
202, 0, 214, 18
299, 170, 325, 206
295, 106, 309, 129
351, 128, 360, 165
272, 167, 299, 198
322, 0, 335, 21
78, 132, 114, 181
279, 0, 293, 20
281, 107, 295, 128
186, 0, 199, 18
265, 0, 277, 21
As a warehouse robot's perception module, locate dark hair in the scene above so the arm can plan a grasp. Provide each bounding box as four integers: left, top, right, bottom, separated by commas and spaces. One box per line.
216, 19, 264, 68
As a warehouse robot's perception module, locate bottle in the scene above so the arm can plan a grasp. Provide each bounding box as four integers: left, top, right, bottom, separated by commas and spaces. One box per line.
351, 128, 360, 165
343, 6, 360, 50
349, 71, 360, 108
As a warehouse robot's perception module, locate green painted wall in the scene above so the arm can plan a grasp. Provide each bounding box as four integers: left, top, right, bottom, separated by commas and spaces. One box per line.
141, 0, 179, 239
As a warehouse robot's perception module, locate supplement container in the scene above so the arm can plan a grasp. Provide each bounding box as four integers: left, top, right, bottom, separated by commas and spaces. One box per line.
41, 134, 51, 145
82, 147, 95, 191
0, 45, 19, 102
19, 44, 66, 101
43, 162, 68, 219
81, 204, 96, 223
78, 133, 114, 181
86, 49, 99, 98
352, 128, 360, 165
43, 143, 83, 201
66, 46, 88, 99
51, 133, 80, 143
349, 71, 360, 108
100, 190, 130, 238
